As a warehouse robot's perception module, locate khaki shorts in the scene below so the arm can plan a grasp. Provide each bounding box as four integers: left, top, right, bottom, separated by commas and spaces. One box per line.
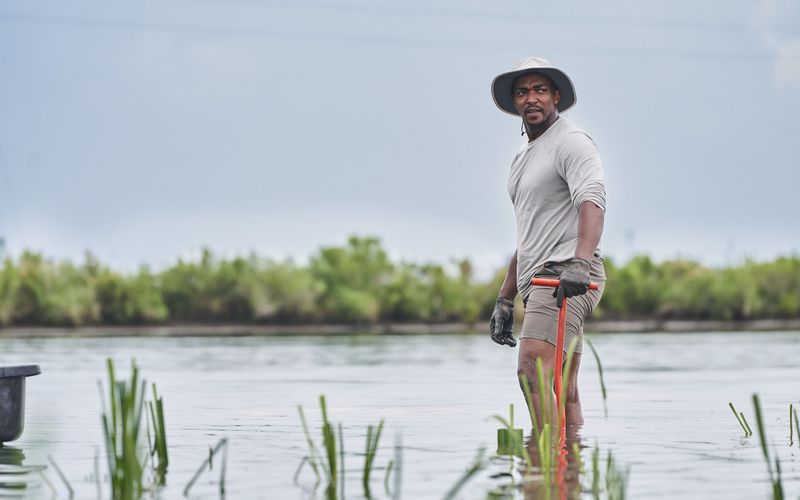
520, 258, 605, 355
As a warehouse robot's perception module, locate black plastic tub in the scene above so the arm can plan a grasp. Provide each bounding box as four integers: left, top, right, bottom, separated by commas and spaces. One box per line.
0, 365, 41, 444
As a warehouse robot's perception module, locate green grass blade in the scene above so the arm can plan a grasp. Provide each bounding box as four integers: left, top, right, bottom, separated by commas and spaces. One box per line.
383, 459, 394, 496
741, 412, 753, 436
729, 402, 749, 435
338, 423, 345, 500
794, 408, 800, 449
441, 447, 486, 500
584, 337, 608, 418
752, 394, 774, 481
790, 404, 794, 445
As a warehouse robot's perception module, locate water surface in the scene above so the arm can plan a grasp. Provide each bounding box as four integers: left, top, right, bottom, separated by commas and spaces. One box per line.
1, 331, 799, 498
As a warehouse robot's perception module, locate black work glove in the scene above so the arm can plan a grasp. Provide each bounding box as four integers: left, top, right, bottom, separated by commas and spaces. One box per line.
554, 258, 592, 308
489, 297, 516, 347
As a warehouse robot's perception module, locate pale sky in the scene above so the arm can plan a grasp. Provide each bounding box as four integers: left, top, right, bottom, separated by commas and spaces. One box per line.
1, 0, 799, 277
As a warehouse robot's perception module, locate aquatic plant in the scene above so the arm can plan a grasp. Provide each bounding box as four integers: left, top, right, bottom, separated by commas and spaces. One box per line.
752, 394, 784, 500
99, 359, 172, 499
296, 395, 390, 500
147, 384, 168, 484
793, 405, 799, 448
182, 438, 228, 497
100, 359, 147, 500
46, 455, 74, 498
441, 447, 487, 500
584, 337, 608, 417
580, 443, 629, 500
362, 419, 384, 498
729, 402, 753, 436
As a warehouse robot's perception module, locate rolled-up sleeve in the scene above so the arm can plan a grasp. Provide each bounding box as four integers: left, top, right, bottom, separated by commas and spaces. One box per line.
556, 131, 606, 212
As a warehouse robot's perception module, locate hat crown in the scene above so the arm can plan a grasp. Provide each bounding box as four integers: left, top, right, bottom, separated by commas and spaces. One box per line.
512, 56, 553, 72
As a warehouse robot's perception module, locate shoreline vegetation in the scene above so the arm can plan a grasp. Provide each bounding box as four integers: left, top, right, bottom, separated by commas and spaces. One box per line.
1, 236, 799, 335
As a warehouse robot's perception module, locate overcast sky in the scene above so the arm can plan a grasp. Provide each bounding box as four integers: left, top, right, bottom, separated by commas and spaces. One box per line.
1, 0, 799, 277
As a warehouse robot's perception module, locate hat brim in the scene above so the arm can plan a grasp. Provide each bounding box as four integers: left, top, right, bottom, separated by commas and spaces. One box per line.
491, 67, 576, 116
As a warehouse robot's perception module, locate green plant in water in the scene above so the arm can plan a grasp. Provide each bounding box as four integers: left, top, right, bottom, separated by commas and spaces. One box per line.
362, 419, 384, 498
582, 442, 629, 500
296, 395, 341, 499
584, 337, 608, 418
182, 438, 228, 497
147, 384, 168, 485
752, 394, 784, 500
441, 447, 487, 500
100, 359, 147, 500
729, 402, 752, 436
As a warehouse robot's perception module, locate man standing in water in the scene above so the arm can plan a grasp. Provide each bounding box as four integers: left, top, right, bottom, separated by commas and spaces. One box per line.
488, 57, 606, 430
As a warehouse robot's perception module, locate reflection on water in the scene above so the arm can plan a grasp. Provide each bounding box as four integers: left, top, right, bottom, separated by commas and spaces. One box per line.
0, 331, 798, 499
0, 445, 47, 497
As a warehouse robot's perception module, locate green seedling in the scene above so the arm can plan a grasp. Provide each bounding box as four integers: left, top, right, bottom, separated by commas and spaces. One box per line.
147, 384, 168, 485
182, 438, 228, 497
752, 394, 784, 500
494, 404, 524, 457
100, 359, 147, 500
584, 337, 608, 418
729, 402, 752, 436
362, 419, 384, 498
441, 447, 487, 500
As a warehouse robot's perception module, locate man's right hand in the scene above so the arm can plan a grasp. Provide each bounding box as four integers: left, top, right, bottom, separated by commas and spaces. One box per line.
489, 297, 517, 347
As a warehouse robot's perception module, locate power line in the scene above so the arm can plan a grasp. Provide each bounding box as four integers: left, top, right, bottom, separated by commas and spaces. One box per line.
0, 10, 788, 62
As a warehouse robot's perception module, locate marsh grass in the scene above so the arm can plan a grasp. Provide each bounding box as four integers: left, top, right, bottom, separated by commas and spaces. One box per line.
147, 384, 168, 485
182, 438, 228, 497
100, 359, 147, 500
441, 447, 487, 500
584, 337, 608, 418
793, 406, 799, 448
582, 443, 629, 500
296, 395, 390, 500
752, 394, 784, 500
362, 419, 384, 498
46, 455, 74, 498
729, 402, 753, 437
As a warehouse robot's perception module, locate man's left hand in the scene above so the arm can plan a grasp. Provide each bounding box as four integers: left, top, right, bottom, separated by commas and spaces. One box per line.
554, 258, 592, 307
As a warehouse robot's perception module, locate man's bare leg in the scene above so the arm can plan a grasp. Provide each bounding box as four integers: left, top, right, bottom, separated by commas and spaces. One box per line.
518, 339, 585, 433
565, 352, 584, 429
517, 338, 558, 432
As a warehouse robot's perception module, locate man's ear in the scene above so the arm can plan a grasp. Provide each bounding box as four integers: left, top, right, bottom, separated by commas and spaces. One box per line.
554, 89, 561, 105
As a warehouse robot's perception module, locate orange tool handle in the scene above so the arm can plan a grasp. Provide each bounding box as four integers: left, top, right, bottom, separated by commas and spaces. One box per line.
531, 278, 599, 290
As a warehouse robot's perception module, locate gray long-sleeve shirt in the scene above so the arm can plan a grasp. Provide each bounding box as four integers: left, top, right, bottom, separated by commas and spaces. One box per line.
507, 117, 606, 300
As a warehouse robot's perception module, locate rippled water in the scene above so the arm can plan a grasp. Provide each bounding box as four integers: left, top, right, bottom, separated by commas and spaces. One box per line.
1, 331, 799, 499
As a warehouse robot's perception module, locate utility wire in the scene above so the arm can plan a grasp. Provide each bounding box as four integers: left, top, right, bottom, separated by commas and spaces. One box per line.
0, 10, 788, 62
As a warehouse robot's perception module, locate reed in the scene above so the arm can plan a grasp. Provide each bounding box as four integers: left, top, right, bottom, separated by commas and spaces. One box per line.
604, 450, 629, 500
46, 455, 73, 499
793, 406, 799, 449
789, 404, 793, 446
441, 447, 486, 500
752, 394, 784, 500
147, 383, 168, 485
584, 337, 608, 417
182, 438, 228, 497
491, 405, 532, 469
729, 402, 752, 436
100, 359, 147, 500
362, 419, 384, 498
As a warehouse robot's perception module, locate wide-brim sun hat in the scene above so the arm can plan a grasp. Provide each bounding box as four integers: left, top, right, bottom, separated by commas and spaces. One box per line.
491, 56, 576, 116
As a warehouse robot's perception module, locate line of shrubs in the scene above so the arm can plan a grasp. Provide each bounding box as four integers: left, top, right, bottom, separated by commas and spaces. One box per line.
0, 236, 797, 327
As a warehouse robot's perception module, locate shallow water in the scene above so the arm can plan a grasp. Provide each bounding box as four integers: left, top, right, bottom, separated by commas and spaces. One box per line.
1, 330, 799, 499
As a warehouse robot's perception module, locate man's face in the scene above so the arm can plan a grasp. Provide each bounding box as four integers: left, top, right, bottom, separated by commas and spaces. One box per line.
512, 73, 560, 127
